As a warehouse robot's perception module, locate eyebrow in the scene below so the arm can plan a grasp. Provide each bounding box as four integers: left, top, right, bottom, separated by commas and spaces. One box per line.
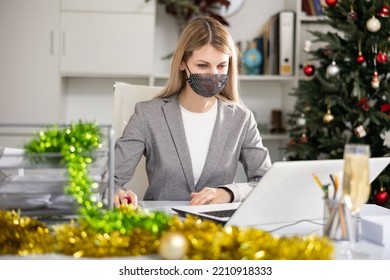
194, 60, 228, 64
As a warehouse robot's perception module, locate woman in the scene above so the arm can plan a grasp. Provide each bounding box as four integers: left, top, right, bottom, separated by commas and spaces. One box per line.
114, 16, 271, 208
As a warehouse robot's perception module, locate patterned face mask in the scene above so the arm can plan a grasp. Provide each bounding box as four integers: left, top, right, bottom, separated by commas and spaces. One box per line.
186, 65, 228, 98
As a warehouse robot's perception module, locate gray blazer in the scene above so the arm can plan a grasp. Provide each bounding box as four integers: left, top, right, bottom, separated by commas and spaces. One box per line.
114, 94, 272, 202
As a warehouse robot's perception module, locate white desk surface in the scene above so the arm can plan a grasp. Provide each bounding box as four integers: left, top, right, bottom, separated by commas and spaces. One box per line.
140, 201, 390, 260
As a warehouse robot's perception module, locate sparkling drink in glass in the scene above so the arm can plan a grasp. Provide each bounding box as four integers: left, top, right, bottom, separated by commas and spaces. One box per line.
340, 144, 370, 259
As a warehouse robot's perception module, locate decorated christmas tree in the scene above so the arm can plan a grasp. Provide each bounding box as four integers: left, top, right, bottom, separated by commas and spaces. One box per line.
284, 0, 390, 207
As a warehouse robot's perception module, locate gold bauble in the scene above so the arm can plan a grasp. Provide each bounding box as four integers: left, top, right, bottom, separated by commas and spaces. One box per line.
323, 109, 334, 123
159, 231, 189, 259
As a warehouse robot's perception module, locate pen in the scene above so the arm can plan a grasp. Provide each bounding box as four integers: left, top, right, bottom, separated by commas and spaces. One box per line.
330, 174, 339, 199
312, 173, 322, 187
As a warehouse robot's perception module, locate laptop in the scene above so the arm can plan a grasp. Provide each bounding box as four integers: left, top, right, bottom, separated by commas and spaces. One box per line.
172, 158, 390, 228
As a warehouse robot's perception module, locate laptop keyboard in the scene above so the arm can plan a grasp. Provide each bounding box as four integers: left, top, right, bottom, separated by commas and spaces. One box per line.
200, 209, 236, 218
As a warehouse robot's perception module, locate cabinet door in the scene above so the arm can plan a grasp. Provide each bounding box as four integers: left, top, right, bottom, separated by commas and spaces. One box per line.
60, 12, 155, 76
0, 0, 63, 123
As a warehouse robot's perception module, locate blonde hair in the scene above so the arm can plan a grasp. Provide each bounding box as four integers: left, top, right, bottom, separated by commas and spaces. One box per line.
157, 16, 242, 103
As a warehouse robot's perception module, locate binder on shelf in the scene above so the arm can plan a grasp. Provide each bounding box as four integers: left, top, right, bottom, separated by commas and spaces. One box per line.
269, 10, 295, 76
307, 0, 317, 16
313, 0, 323, 16
254, 36, 264, 75
301, 0, 313, 16
261, 20, 271, 75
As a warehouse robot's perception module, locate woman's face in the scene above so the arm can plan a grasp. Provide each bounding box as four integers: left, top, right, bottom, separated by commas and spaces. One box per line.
181, 44, 229, 75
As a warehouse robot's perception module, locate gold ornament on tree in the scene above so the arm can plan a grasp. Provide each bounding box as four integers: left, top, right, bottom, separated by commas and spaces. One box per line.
323, 108, 335, 123
347, 4, 358, 21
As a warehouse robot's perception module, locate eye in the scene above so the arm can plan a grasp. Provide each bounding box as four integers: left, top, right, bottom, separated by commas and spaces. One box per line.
218, 64, 228, 69
197, 64, 208, 68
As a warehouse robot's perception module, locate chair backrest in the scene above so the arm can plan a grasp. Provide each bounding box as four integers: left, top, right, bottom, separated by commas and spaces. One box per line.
113, 82, 164, 199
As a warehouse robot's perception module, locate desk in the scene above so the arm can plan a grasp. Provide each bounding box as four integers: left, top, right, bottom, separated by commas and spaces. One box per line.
1, 202, 389, 260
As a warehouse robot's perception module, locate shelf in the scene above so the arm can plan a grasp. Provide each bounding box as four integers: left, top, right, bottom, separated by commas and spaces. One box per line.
300, 15, 326, 23
261, 133, 289, 140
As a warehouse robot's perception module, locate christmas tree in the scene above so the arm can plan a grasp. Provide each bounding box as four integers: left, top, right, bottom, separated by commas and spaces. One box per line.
284, 0, 390, 207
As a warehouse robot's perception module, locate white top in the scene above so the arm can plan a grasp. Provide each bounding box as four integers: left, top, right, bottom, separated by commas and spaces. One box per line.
180, 101, 218, 185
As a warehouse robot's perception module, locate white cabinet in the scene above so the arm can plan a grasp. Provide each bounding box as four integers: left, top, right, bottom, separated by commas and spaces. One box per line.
60, 0, 155, 13
0, 0, 63, 124
59, 0, 156, 76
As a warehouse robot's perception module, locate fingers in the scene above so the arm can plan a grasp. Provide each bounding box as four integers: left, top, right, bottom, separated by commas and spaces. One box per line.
190, 188, 232, 205
114, 190, 138, 208
189, 188, 215, 206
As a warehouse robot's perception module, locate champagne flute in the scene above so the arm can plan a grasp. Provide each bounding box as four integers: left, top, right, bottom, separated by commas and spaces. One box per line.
341, 144, 370, 258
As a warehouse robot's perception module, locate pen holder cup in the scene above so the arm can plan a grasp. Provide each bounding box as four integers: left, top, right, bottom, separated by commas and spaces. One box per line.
323, 198, 354, 241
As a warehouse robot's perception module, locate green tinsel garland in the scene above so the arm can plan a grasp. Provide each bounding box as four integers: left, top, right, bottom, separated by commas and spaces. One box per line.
24, 121, 171, 235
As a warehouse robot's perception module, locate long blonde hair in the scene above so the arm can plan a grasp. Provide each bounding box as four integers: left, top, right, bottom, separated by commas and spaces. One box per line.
158, 16, 242, 103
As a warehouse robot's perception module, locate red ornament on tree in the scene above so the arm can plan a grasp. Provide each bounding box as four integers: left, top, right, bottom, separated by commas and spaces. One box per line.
358, 97, 370, 111
356, 52, 365, 64
325, 0, 338, 6
375, 188, 389, 205
376, 51, 388, 64
303, 64, 315, 77
378, 4, 390, 18
300, 133, 308, 144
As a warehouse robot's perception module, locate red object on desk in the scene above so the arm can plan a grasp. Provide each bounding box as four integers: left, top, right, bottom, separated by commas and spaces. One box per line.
124, 195, 132, 203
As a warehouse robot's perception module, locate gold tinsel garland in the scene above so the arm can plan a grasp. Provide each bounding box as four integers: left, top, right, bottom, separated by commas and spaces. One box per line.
0, 210, 54, 256
0, 211, 334, 259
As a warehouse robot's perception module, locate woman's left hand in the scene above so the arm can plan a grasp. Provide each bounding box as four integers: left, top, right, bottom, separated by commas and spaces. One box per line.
189, 187, 232, 205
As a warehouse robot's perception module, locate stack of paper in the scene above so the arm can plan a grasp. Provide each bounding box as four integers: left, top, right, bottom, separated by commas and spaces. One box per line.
360, 204, 390, 247
361, 216, 390, 247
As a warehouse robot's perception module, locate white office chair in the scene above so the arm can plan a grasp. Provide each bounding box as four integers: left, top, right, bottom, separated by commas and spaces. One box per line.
113, 82, 164, 199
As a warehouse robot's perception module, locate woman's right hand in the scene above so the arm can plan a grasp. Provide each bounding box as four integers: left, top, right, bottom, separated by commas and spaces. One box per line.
114, 190, 138, 208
